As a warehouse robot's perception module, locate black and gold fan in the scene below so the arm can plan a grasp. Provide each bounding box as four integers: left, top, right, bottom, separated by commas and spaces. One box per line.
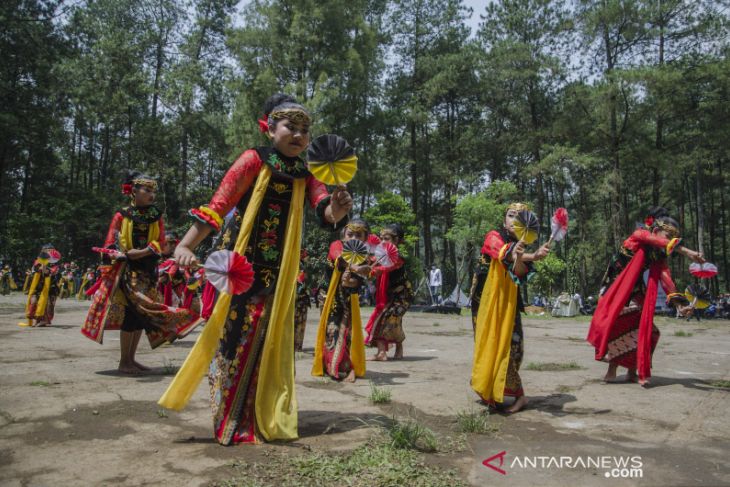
307, 134, 358, 185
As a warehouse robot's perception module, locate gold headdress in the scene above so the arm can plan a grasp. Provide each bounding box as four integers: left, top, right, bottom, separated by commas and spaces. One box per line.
507, 202, 530, 212
346, 221, 369, 235
132, 177, 158, 191
268, 106, 312, 127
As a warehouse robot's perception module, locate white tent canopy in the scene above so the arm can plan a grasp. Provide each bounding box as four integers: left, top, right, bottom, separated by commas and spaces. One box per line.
551, 292, 580, 317
445, 285, 470, 306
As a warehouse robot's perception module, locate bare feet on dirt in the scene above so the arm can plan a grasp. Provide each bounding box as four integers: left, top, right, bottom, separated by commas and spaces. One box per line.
133, 361, 151, 371
506, 395, 529, 414
118, 363, 142, 375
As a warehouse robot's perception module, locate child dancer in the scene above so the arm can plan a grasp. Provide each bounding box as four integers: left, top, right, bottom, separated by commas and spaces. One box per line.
365, 224, 413, 361
0, 264, 17, 295
312, 219, 370, 382
76, 267, 96, 300
588, 207, 704, 387
160, 93, 352, 445
19, 245, 61, 327
81, 172, 202, 374
471, 203, 549, 413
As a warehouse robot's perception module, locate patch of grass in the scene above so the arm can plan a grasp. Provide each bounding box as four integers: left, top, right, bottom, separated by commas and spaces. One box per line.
29, 380, 50, 387
566, 336, 583, 342
525, 361, 583, 371
455, 408, 499, 435
157, 409, 168, 418
296, 442, 461, 486
216, 433, 466, 487
674, 330, 693, 337
709, 380, 730, 389
432, 322, 440, 327
161, 358, 178, 374
556, 385, 575, 393
369, 382, 392, 404
387, 418, 439, 452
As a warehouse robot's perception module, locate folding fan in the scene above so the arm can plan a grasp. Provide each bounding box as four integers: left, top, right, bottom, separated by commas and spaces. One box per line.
689, 262, 718, 279
548, 208, 569, 244
513, 210, 539, 244
684, 284, 711, 310
373, 242, 399, 267
341, 239, 368, 266
367, 234, 381, 253
307, 134, 358, 185
203, 250, 254, 295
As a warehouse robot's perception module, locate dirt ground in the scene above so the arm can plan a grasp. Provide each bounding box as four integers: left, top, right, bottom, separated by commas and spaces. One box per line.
0, 293, 728, 487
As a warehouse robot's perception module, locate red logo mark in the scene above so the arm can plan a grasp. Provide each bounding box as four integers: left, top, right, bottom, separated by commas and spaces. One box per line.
482, 451, 507, 475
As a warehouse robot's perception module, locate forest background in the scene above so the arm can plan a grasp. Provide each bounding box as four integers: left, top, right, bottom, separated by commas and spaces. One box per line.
2, 0, 729, 301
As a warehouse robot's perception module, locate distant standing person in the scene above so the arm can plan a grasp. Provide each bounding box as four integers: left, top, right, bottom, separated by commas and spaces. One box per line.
429, 263, 442, 305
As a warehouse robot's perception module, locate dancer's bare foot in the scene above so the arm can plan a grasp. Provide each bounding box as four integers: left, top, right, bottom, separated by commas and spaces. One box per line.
638, 378, 650, 388
343, 370, 356, 383
603, 363, 619, 383
626, 369, 638, 383
118, 362, 142, 375
367, 352, 388, 361
506, 396, 529, 414
133, 361, 151, 371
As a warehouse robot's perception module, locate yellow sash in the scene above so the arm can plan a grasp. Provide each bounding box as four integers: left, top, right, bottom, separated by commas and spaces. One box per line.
471, 257, 518, 403
350, 293, 366, 377
120, 215, 160, 252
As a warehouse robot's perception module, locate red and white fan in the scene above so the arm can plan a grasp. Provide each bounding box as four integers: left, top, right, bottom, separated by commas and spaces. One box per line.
689, 262, 718, 279
204, 250, 254, 295
547, 208, 569, 245
46, 249, 62, 263
372, 242, 399, 267
367, 234, 381, 253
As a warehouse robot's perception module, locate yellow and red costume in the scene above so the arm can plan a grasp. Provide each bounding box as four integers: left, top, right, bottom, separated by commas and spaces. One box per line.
311, 241, 366, 381
159, 147, 345, 445
471, 229, 535, 405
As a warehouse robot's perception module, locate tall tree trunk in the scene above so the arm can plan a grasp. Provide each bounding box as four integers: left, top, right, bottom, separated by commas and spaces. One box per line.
410, 121, 419, 258
652, 9, 665, 206
718, 158, 729, 287
695, 158, 704, 254
603, 17, 623, 250
152, 40, 164, 120
181, 128, 189, 212
422, 125, 432, 266
20, 148, 33, 211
